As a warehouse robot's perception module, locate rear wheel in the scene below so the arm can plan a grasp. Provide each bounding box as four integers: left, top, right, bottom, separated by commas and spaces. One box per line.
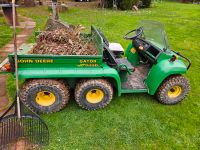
75, 79, 113, 110
20, 79, 70, 114
156, 75, 190, 105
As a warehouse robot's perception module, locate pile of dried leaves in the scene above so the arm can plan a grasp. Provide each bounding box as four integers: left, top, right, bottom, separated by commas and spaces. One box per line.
30, 25, 98, 55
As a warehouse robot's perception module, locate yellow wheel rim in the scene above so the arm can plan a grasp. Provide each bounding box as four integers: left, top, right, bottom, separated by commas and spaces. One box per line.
168, 86, 182, 98
35, 91, 56, 106
86, 89, 104, 104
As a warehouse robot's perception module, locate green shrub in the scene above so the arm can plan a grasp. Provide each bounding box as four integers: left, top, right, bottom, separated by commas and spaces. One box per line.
105, 0, 152, 10
118, 0, 139, 10
104, 0, 113, 8
141, 0, 152, 8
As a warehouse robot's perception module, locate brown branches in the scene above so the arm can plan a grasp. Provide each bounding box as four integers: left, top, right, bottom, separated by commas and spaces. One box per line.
31, 26, 98, 56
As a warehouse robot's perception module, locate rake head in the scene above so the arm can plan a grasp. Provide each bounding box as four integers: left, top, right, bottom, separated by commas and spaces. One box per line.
0, 101, 49, 150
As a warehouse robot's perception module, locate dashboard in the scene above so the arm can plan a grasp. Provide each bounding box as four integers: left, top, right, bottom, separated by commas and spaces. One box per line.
134, 38, 161, 63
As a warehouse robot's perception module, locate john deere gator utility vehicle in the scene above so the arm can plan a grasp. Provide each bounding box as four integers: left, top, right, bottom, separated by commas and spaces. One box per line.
0, 20, 191, 113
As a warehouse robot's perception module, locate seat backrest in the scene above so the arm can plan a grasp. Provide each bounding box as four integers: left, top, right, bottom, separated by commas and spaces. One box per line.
103, 45, 118, 67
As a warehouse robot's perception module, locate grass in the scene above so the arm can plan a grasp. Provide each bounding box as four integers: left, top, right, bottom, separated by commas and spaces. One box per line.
0, 15, 13, 48
6, 2, 200, 149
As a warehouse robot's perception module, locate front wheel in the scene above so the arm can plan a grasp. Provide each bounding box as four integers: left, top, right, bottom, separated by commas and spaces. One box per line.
156, 75, 190, 105
75, 79, 113, 110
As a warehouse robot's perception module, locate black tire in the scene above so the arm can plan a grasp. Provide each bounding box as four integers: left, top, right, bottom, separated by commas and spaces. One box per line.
156, 75, 190, 105
20, 79, 70, 114
75, 79, 113, 110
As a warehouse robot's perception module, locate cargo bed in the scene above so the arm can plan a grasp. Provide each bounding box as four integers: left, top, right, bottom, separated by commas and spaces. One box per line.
9, 43, 103, 68
8, 26, 104, 69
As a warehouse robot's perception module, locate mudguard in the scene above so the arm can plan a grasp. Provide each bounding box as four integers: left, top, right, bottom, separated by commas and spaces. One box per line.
145, 59, 187, 95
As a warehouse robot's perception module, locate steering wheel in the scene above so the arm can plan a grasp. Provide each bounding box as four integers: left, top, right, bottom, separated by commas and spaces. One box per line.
124, 27, 143, 40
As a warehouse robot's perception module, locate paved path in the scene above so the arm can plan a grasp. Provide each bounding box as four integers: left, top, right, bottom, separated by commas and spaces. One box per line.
0, 17, 36, 113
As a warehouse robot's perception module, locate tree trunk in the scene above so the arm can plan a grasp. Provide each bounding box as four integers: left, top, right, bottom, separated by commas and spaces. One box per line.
98, 0, 105, 8
113, 0, 117, 9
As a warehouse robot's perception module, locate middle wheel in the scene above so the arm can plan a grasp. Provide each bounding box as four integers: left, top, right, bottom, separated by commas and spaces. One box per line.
75, 79, 113, 110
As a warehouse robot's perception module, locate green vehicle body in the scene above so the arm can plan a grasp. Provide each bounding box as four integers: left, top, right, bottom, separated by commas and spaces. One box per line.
4, 25, 189, 97
125, 43, 187, 95
10, 44, 122, 95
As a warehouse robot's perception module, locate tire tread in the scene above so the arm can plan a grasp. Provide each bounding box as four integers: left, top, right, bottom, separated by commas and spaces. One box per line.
75, 79, 113, 110
20, 79, 70, 114
156, 75, 190, 104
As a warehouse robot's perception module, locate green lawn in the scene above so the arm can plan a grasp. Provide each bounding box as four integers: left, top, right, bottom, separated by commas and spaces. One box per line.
0, 15, 13, 48
8, 2, 200, 149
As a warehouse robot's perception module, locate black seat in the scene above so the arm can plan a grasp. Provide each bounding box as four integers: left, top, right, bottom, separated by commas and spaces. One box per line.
103, 46, 135, 72
100, 30, 135, 72
116, 58, 135, 72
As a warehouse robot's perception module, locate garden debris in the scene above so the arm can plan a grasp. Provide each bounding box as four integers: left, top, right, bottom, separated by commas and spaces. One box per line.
30, 25, 98, 55
45, 18, 69, 31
